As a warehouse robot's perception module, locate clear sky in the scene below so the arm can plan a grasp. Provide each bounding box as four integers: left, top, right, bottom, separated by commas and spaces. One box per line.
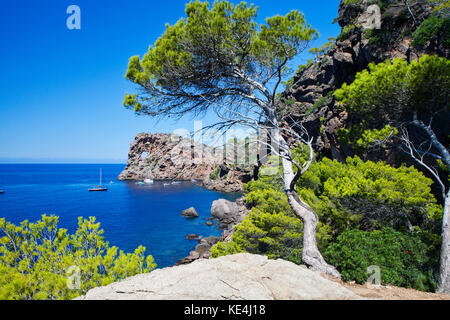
0, 0, 341, 163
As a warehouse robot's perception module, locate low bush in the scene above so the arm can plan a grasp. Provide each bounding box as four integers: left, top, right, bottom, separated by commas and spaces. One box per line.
324, 228, 437, 292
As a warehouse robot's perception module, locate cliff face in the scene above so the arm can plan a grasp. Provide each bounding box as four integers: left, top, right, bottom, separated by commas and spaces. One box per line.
118, 133, 219, 182
281, 0, 448, 161
118, 133, 256, 192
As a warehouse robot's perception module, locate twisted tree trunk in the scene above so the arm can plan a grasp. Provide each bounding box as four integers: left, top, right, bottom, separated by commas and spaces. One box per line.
274, 130, 341, 279
438, 190, 450, 294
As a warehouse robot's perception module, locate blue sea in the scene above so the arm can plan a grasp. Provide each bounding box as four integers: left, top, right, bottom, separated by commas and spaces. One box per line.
0, 164, 240, 268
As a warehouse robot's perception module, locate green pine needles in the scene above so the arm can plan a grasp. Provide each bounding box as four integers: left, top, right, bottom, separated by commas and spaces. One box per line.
0, 215, 156, 300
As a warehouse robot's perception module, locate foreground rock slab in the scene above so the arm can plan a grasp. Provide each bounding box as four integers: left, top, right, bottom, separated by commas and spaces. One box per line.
76, 253, 361, 300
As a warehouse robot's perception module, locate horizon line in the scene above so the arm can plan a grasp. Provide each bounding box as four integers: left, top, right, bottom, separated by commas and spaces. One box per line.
0, 157, 127, 164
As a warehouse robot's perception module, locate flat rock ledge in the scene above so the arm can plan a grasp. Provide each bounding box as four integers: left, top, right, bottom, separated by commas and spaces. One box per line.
75, 253, 361, 300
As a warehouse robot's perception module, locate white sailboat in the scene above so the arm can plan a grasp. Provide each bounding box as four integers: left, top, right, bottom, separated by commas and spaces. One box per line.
89, 168, 108, 192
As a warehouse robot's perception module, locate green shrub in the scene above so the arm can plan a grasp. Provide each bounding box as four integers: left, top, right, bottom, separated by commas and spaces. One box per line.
213, 153, 442, 292
412, 15, 450, 47
298, 156, 442, 235
324, 228, 437, 292
0, 215, 156, 300
212, 187, 332, 264
210, 165, 220, 180
363, 28, 385, 45
337, 25, 356, 41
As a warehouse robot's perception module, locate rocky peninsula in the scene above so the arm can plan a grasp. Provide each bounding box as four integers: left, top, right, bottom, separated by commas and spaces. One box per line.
118, 132, 257, 193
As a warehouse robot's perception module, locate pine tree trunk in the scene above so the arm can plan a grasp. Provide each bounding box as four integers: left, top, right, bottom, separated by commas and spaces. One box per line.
274, 130, 341, 279
438, 190, 450, 294
285, 189, 341, 278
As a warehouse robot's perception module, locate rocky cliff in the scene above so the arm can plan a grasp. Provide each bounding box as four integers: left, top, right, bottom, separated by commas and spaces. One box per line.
281, 0, 449, 161
118, 133, 219, 181
118, 133, 257, 192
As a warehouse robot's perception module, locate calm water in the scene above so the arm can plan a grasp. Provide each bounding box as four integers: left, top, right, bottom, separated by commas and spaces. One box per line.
0, 164, 240, 268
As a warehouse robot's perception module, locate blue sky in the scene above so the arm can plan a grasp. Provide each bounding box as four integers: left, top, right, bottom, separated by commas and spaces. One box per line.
0, 0, 341, 163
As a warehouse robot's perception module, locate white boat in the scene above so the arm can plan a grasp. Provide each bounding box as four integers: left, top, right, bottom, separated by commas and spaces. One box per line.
144, 179, 154, 184
163, 183, 171, 187
89, 169, 108, 192
172, 181, 181, 185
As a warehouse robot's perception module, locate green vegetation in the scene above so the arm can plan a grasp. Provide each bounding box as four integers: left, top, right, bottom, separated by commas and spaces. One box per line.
363, 28, 385, 45
308, 37, 336, 60
210, 165, 221, 180
412, 15, 450, 48
335, 54, 450, 294
212, 153, 442, 291
0, 215, 156, 300
305, 91, 334, 117
334, 55, 449, 126
337, 24, 356, 41
429, 0, 450, 12
324, 228, 437, 291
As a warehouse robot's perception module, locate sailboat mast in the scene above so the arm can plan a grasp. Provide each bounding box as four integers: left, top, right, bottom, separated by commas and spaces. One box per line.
100, 168, 102, 186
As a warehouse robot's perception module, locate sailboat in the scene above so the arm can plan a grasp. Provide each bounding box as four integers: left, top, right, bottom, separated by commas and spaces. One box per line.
89, 168, 108, 192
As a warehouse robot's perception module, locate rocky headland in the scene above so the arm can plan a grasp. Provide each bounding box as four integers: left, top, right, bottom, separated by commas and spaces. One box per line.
118, 133, 256, 193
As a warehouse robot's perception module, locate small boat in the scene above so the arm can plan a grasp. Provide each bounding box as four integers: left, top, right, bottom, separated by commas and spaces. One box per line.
172, 181, 181, 185
136, 181, 145, 185
89, 169, 108, 192
0, 190, 4, 194
144, 179, 154, 184
163, 183, 171, 187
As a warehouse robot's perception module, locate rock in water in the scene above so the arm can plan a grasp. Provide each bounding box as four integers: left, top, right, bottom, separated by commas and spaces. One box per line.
211, 198, 246, 228
75, 253, 361, 300
181, 207, 199, 218
186, 234, 201, 240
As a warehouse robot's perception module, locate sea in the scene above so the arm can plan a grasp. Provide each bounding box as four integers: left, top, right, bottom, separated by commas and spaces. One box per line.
0, 164, 241, 268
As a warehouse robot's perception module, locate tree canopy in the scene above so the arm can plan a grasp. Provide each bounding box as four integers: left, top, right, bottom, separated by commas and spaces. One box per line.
334, 55, 449, 126
123, 0, 318, 119
0, 215, 156, 300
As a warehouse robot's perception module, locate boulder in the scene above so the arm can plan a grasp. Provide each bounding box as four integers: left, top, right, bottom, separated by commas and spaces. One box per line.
211, 198, 244, 227
181, 207, 199, 218
186, 234, 201, 240
76, 254, 361, 300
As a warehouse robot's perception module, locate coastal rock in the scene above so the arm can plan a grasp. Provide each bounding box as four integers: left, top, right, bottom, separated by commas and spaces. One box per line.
76, 253, 361, 300
186, 234, 201, 240
181, 207, 199, 218
280, 0, 448, 162
211, 198, 248, 229
202, 164, 257, 193
177, 197, 249, 265
118, 133, 220, 182
118, 133, 257, 193
199, 236, 221, 246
